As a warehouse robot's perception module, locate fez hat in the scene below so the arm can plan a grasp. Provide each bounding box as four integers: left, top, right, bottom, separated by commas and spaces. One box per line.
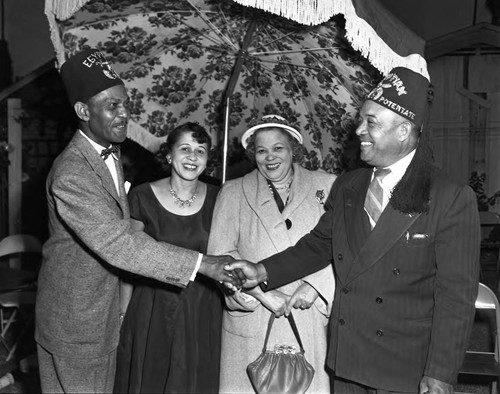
367, 67, 430, 128
60, 48, 124, 106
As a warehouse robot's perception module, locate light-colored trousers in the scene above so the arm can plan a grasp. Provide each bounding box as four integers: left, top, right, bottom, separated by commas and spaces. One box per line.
37, 343, 116, 393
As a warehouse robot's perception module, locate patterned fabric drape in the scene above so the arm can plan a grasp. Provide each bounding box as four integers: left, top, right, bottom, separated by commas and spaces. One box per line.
49, 0, 383, 177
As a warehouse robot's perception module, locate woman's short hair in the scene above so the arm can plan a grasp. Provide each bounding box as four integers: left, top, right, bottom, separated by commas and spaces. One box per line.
164, 122, 211, 153
244, 127, 305, 164
157, 122, 212, 170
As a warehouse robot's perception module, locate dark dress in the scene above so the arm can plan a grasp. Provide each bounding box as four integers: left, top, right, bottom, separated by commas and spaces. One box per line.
114, 183, 223, 394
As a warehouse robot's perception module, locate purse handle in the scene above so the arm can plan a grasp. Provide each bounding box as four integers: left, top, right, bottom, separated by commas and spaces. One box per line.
262, 312, 305, 353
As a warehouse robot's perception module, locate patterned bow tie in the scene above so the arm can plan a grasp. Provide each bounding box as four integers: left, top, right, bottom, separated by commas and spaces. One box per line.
100, 145, 120, 160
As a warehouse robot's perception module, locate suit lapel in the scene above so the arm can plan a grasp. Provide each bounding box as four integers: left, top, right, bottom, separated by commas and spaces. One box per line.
73, 132, 121, 205
282, 164, 310, 219
346, 203, 421, 283
242, 170, 292, 253
344, 170, 372, 257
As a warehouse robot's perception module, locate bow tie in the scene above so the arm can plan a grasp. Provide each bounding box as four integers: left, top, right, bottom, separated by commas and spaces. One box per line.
100, 145, 120, 160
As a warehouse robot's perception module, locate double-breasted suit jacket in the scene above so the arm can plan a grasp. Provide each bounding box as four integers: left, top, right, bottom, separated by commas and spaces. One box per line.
262, 166, 480, 391
36, 131, 199, 358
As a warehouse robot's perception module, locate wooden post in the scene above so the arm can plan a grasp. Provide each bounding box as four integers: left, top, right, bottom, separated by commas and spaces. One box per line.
7, 98, 22, 268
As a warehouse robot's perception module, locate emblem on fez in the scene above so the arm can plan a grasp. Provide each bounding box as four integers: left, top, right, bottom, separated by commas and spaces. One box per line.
100, 60, 119, 80
368, 82, 392, 101
95, 52, 119, 80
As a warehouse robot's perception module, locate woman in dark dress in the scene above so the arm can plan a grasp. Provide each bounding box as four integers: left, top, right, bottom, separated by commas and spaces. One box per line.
114, 123, 223, 393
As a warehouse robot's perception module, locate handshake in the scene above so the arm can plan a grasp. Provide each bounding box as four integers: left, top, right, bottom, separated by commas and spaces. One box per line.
199, 255, 268, 290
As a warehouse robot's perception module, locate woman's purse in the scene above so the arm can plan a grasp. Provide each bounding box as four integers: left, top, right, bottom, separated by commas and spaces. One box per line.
247, 312, 315, 394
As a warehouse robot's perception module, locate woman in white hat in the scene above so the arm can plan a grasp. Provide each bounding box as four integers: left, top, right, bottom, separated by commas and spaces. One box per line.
208, 115, 336, 393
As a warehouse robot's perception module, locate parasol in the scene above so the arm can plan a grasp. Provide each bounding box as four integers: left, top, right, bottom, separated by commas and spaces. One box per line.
45, 0, 425, 180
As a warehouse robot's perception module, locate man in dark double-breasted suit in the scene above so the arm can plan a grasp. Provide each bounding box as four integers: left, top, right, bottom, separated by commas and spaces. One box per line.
228, 67, 480, 393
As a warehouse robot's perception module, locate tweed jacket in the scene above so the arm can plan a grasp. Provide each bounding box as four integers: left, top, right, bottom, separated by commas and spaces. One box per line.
262, 166, 480, 391
208, 164, 336, 393
36, 131, 199, 358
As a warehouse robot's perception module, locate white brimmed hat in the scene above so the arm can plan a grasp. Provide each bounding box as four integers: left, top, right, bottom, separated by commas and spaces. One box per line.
241, 114, 303, 149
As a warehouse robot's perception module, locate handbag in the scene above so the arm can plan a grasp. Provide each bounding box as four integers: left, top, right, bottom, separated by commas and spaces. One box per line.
247, 312, 315, 394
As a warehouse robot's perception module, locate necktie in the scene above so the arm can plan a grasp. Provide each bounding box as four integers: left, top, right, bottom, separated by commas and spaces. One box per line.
100, 145, 120, 160
364, 168, 391, 225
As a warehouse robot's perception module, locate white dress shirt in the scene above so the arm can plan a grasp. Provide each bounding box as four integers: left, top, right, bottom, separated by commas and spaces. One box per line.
366, 149, 416, 228
79, 130, 120, 195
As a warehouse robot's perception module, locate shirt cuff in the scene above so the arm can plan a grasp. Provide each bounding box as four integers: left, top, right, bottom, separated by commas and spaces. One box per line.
190, 253, 203, 281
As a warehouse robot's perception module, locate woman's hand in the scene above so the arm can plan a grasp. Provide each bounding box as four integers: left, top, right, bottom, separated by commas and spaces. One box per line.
245, 287, 289, 317
260, 290, 290, 317
285, 282, 319, 315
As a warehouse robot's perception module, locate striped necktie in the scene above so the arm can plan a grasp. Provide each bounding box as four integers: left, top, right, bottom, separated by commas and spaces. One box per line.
364, 168, 391, 226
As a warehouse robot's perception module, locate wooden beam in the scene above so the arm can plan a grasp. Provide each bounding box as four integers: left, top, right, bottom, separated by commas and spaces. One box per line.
0, 59, 56, 103
456, 85, 491, 108
7, 99, 22, 229
7, 98, 22, 268
426, 23, 500, 60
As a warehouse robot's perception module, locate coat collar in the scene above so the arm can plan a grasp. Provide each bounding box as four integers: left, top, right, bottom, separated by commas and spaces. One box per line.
241, 164, 313, 252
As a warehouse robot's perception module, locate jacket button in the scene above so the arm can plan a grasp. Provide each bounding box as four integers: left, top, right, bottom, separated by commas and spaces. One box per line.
339, 319, 345, 326
393, 268, 400, 275
376, 297, 383, 304
376, 329, 384, 337
337, 253, 343, 261
341, 287, 349, 294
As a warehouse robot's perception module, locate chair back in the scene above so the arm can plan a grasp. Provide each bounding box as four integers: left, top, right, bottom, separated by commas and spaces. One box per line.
0, 234, 42, 258
475, 282, 500, 362
0, 235, 42, 293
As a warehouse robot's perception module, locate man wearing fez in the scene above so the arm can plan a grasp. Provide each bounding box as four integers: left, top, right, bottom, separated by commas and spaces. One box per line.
35, 48, 237, 393
228, 67, 480, 393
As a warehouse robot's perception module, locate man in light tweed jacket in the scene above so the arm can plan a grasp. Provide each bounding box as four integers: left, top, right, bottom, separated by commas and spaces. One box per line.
35, 48, 237, 393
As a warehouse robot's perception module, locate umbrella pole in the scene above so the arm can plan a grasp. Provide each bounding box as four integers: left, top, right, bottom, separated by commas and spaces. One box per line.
220, 21, 258, 184
222, 97, 230, 184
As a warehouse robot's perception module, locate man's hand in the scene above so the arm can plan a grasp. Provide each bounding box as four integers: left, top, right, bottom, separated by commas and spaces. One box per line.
199, 255, 242, 289
419, 376, 452, 394
224, 260, 268, 288
285, 282, 319, 315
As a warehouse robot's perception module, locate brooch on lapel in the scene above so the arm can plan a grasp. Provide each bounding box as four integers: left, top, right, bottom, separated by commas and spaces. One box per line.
316, 189, 326, 205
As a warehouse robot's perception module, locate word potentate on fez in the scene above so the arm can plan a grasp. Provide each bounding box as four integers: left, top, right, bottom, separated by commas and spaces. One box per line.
367, 71, 417, 122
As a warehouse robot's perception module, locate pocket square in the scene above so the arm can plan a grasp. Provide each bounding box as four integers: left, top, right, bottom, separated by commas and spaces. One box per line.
404, 232, 430, 242
411, 233, 429, 240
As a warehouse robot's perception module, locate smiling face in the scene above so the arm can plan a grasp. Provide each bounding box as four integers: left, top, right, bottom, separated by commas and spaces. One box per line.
254, 128, 294, 183
356, 100, 413, 168
167, 131, 209, 181
79, 84, 130, 147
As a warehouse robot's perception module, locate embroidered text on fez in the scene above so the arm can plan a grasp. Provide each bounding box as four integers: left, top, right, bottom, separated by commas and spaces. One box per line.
100, 145, 120, 160
365, 168, 391, 226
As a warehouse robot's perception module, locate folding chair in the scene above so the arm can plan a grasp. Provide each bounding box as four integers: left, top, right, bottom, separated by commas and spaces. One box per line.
0, 234, 42, 362
458, 282, 500, 394
479, 212, 500, 290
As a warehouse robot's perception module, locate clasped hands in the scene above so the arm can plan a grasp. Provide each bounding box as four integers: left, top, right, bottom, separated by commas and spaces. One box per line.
198, 255, 264, 287
199, 255, 263, 288
200, 255, 317, 316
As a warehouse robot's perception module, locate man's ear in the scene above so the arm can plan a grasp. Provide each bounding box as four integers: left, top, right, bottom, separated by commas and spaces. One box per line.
74, 101, 90, 122
397, 121, 412, 142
